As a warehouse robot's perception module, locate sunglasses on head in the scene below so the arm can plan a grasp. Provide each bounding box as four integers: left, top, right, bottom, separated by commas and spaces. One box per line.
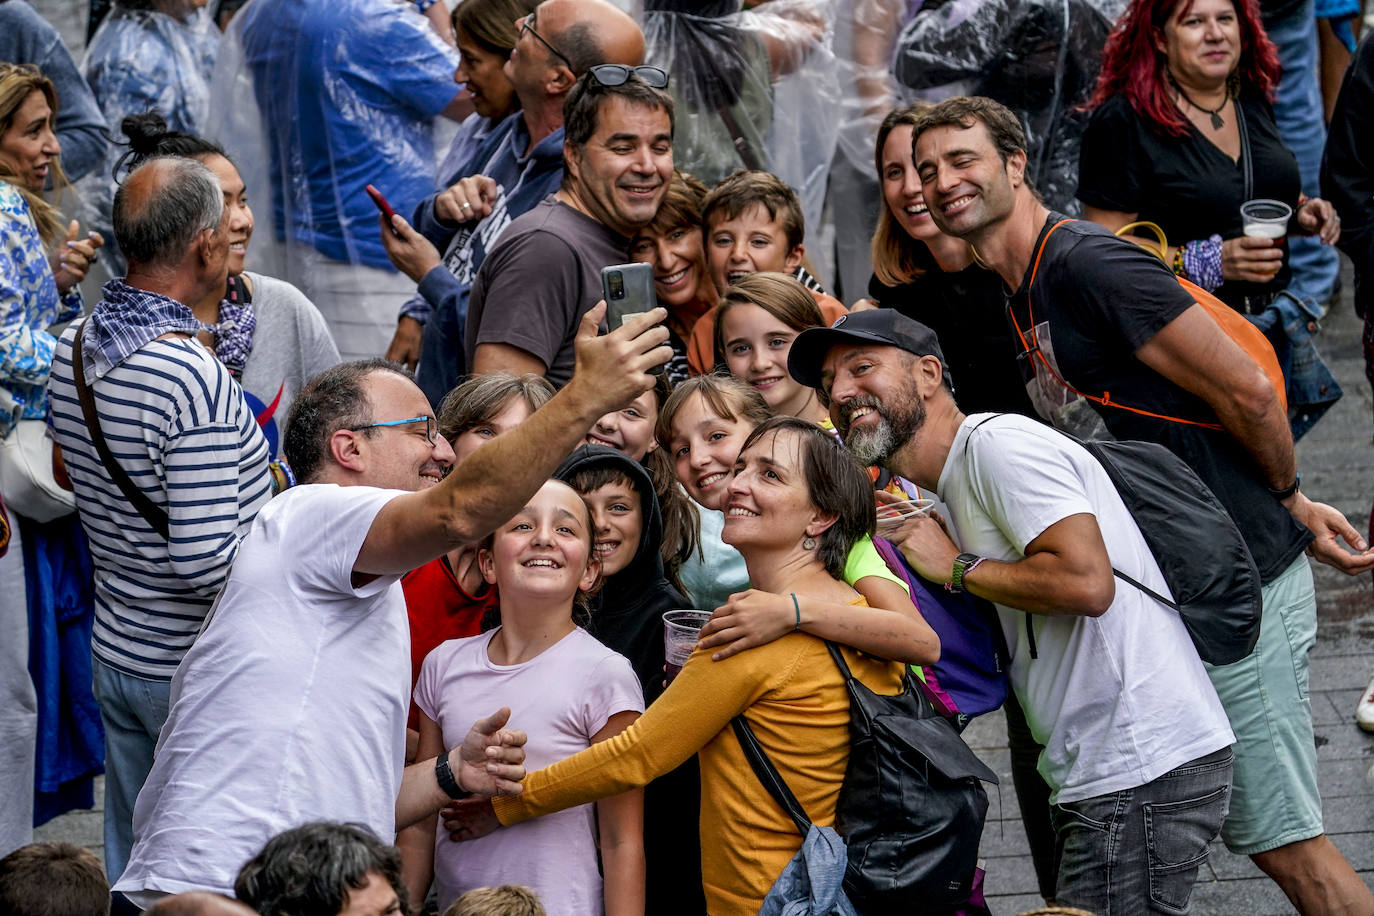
588, 65, 670, 89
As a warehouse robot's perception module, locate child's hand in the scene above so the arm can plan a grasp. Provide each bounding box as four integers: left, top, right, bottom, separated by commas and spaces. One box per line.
697, 589, 796, 661
441, 797, 500, 842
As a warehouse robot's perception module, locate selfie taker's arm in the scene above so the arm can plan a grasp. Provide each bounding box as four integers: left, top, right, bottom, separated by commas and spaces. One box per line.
355, 305, 670, 576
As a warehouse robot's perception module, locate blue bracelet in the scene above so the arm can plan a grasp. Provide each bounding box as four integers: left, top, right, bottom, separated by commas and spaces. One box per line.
790, 593, 801, 631
414, 0, 438, 12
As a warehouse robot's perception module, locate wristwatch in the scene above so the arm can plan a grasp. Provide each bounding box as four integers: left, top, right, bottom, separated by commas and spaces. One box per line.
946, 552, 986, 594
1267, 474, 1300, 501
435, 751, 473, 800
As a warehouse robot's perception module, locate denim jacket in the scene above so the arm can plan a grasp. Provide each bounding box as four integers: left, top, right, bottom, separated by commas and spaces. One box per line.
0, 183, 82, 437
1249, 290, 1344, 441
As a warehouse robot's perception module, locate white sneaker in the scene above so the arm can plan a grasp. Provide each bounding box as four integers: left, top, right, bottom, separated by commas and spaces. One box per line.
1356, 673, 1374, 733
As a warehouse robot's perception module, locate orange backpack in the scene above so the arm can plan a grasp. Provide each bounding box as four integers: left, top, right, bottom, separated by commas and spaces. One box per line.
1008, 219, 1287, 431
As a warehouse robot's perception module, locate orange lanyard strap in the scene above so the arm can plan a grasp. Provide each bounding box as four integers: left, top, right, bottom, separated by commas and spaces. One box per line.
1012, 219, 1225, 432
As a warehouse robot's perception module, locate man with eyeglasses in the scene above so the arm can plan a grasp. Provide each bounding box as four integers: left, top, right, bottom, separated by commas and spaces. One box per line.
460, 66, 675, 386
113, 306, 674, 907
379, 0, 646, 407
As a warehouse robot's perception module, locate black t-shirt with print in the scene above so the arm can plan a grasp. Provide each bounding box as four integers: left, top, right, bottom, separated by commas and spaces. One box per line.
1007, 213, 1312, 583
1078, 92, 1302, 311
870, 265, 1039, 417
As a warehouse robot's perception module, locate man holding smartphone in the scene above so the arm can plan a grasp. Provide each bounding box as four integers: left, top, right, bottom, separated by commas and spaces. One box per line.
457, 66, 674, 387
379, 0, 646, 407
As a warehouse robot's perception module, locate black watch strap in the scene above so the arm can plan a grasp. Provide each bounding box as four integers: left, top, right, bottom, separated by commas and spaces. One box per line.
435, 751, 471, 800
1267, 474, 1300, 501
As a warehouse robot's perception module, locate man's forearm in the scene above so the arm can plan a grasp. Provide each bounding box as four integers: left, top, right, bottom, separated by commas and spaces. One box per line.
396, 753, 455, 831
429, 376, 602, 543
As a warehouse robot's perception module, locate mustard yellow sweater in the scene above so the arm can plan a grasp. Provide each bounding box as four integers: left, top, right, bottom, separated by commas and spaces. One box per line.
493, 600, 904, 915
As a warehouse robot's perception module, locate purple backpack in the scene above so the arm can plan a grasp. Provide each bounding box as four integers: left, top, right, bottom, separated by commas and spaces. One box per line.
873, 536, 1009, 728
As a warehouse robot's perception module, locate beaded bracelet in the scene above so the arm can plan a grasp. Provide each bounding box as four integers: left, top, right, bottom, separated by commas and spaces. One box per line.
1171, 244, 1186, 278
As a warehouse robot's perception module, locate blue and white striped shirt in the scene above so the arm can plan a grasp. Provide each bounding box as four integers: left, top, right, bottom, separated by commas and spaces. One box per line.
49, 325, 271, 680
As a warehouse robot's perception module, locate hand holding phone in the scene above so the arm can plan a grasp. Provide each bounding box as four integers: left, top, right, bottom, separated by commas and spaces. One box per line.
366, 184, 400, 236
602, 263, 665, 374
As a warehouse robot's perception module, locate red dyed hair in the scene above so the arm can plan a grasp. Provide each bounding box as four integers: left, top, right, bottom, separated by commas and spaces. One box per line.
1087, 0, 1280, 138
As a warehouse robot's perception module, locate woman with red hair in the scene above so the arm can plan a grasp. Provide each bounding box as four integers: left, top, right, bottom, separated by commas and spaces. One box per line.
1077, 0, 1340, 315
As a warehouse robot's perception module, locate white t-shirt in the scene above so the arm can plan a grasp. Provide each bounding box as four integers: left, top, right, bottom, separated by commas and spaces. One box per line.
414, 627, 644, 915
115, 484, 410, 897
937, 414, 1233, 804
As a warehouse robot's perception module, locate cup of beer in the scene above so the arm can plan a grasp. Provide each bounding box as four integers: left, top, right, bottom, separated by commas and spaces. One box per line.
662, 609, 712, 684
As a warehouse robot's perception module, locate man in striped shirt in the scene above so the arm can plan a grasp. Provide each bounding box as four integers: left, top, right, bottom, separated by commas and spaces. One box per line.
47, 156, 272, 886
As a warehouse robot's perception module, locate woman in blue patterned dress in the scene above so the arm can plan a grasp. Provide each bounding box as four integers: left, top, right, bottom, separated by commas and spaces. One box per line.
0, 61, 102, 858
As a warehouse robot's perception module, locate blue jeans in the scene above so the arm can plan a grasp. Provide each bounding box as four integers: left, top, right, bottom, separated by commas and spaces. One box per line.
1052, 748, 1234, 914
1269, 0, 1341, 305
91, 657, 171, 884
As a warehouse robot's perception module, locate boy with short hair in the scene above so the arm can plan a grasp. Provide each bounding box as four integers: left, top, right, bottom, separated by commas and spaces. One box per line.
687, 169, 847, 373
0, 843, 109, 916
444, 885, 547, 916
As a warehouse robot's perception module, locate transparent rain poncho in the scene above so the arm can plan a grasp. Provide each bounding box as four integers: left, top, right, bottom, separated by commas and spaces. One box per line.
207, 0, 461, 281
80, 0, 219, 274
889, 0, 1129, 213
644, 0, 841, 237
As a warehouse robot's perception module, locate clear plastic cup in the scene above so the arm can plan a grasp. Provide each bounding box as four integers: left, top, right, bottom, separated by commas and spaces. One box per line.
1241, 199, 1292, 240
875, 498, 935, 533
663, 610, 712, 683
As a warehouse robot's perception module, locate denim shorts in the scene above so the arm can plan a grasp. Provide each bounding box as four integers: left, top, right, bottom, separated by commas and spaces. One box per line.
1203, 555, 1323, 855
1053, 747, 1233, 914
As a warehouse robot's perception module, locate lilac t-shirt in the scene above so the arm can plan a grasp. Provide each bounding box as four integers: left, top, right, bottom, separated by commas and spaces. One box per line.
414, 627, 644, 914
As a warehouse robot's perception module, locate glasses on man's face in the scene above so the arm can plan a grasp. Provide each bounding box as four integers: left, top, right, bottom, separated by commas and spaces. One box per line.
588, 64, 670, 89
520, 14, 575, 74
348, 416, 438, 446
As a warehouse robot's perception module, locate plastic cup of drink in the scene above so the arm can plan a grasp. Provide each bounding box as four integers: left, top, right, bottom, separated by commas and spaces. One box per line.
1240, 199, 1291, 240
663, 609, 712, 684
875, 498, 935, 533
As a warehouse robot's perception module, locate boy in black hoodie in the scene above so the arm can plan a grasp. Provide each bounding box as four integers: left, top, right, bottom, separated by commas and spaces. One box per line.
554, 445, 704, 916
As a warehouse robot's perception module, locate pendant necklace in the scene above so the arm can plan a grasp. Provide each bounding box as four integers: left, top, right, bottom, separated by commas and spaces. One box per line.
1171, 75, 1228, 130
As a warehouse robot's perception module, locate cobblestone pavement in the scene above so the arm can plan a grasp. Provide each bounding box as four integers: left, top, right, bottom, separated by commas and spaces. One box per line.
34, 267, 1374, 915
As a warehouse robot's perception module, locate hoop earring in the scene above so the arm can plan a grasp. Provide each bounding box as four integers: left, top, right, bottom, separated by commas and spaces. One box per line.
802, 535, 817, 550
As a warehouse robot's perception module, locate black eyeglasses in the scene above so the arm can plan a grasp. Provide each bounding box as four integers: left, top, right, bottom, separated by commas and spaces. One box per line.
520, 14, 575, 74
589, 64, 669, 89
348, 416, 437, 445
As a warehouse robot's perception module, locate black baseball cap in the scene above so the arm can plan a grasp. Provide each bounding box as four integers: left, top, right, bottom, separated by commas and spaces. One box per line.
787, 309, 945, 390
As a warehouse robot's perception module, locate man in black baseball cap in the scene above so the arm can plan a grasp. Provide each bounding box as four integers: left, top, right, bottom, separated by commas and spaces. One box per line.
787, 309, 953, 472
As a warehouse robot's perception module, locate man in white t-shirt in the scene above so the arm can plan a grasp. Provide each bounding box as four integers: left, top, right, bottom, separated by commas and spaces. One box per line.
788, 310, 1236, 914
112, 305, 674, 907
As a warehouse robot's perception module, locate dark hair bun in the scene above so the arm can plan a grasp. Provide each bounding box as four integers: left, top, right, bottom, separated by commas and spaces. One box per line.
121, 112, 173, 154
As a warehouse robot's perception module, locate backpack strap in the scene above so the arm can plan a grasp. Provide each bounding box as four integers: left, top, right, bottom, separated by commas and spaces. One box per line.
71, 321, 171, 540
1009, 218, 1226, 432
731, 716, 812, 836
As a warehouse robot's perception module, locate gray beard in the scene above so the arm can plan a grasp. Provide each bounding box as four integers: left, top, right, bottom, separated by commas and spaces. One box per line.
846, 419, 898, 466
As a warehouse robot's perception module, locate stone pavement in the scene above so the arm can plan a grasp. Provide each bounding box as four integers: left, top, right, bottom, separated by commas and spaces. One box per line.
34, 268, 1374, 915
976, 262, 1374, 914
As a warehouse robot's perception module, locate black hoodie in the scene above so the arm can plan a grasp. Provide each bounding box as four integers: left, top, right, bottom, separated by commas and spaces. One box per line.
555, 445, 705, 916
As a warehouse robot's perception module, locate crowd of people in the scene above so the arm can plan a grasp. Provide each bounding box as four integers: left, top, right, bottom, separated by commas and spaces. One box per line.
2, 0, 1374, 914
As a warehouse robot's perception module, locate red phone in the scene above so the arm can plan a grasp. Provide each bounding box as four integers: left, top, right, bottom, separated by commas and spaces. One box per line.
366, 184, 400, 234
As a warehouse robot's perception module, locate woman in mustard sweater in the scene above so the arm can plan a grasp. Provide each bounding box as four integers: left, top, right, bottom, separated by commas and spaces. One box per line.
452, 417, 913, 914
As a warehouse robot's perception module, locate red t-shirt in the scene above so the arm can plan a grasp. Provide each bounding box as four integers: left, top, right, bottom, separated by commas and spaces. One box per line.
402, 555, 500, 730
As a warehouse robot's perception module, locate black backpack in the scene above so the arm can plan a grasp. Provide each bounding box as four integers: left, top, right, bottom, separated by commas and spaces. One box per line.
733, 642, 997, 914
1080, 436, 1262, 665
964, 416, 1263, 666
